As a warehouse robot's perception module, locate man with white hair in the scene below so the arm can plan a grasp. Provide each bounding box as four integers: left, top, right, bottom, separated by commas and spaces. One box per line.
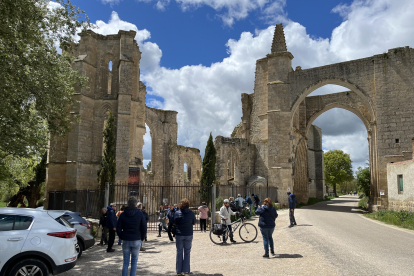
219, 199, 238, 244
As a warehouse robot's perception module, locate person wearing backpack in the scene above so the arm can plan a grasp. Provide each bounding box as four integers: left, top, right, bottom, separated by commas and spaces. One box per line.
255, 198, 278, 258
252, 194, 261, 208
245, 195, 253, 215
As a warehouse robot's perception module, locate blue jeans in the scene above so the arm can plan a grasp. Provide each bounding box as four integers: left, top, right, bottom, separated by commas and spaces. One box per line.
260, 227, 275, 255
175, 235, 193, 274
122, 240, 142, 276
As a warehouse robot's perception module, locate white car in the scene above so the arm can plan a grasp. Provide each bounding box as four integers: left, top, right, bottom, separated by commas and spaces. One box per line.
0, 208, 78, 276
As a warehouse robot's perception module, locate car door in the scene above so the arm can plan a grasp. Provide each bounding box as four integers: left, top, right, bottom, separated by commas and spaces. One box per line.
0, 214, 32, 269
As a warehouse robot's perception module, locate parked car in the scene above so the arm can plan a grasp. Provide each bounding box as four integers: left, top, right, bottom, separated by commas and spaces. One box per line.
62, 212, 95, 258
0, 208, 78, 276
36, 207, 95, 258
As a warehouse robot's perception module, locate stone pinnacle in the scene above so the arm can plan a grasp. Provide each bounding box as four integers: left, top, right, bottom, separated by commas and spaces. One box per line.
271, 23, 287, 53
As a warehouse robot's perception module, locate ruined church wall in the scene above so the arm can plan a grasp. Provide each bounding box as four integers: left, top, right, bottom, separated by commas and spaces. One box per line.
170, 146, 202, 185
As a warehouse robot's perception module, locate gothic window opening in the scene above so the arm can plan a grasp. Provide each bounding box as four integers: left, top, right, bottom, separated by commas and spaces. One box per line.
108, 61, 112, 95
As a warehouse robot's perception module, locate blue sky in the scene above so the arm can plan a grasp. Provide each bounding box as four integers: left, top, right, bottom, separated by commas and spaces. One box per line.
68, 0, 414, 171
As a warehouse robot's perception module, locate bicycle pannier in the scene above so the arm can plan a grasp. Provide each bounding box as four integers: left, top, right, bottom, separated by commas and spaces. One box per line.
212, 223, 224, 235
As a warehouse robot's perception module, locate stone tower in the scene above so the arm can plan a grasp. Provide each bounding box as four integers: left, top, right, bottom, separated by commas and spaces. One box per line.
46, 30, 147, 193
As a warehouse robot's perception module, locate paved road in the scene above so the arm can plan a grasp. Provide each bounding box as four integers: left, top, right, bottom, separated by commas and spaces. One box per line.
289, 195, 414, 276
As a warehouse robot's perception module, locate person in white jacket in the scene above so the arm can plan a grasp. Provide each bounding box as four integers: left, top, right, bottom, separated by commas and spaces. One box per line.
219, 199, 238, 244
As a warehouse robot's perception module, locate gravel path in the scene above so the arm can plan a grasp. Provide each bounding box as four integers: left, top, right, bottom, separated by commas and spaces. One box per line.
62, 209, 338, 276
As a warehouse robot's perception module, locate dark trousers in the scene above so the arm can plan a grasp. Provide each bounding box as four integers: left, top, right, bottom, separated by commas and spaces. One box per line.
100, 227, 108, 244
168, 223, 175, 241
107, 229, 115, 251
200, 219, 207, 231
289, 209, 297, 225
223, 225, 234, 242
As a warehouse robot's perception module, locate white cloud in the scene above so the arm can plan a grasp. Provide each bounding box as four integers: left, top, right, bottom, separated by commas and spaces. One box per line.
137, 0, 286, 26
139, 0, 414, 163
101, 0, 121, 6
93, 12, 162, 73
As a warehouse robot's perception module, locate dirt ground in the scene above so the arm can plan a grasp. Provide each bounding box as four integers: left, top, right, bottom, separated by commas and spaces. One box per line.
61, 209, 338, 276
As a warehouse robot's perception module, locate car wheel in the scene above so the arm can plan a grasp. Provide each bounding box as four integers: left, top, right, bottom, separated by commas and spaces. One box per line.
76, 240, 84, 258
9, 258, 49, 276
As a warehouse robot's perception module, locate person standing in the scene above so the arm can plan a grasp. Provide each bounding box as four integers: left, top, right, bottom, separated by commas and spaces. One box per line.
98, 208, 108, 246
229, 197, 237, 212
157, 205, 168, 237
198, 201, 209, 232
137, 203, 147, 252
252, 194, 261, 208
174, 198, 196, 275
287, 191, 297, 227
142, 206, 149, 242
255, 198, 278, 258
219, 199, 238, 244
106, 204, 117, 252
245, 195, 253, 215
167, 204, 176, 243
116, 197, 147, 276
236, 194, 244, 212
117, 205, 125, 245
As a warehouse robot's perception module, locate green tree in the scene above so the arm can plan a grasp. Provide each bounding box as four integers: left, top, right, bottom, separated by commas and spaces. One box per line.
324, 150, 353, 196
146, 161, 152, 171
98, 111, 117, 187
199, 133, 216, 204
0, 0, 91, 159
356, 167, 370, 198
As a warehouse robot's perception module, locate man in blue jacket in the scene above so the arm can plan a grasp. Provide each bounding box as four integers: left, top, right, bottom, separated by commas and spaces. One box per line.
287, 192, 297, 227
167, 205, 176, 243
106, 204, 117, 252
116, 197, 147, 276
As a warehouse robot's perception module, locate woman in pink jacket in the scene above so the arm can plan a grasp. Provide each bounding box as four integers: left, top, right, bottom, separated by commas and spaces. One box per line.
198, 202, 209, 232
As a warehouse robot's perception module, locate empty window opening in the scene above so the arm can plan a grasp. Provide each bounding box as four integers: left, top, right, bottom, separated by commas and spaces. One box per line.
108, 61, 112, 95
395, 139, 399, 144
397, 175, 403, 194
184, 162, 189, 181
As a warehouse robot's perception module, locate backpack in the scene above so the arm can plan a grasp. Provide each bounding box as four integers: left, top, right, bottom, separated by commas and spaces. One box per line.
212, 223, 224, 235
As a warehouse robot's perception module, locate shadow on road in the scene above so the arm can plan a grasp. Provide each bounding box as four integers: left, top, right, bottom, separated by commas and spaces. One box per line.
296, 224, 313, 227
272, 254, 303, 259
300, 197, 363, 214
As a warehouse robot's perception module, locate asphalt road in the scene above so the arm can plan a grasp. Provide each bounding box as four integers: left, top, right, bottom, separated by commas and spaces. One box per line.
289, 195, 414, 276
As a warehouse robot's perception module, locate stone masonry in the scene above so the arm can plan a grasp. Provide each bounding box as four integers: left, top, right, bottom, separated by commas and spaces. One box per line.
45, 30, 201, 208
216, 23, 414, 208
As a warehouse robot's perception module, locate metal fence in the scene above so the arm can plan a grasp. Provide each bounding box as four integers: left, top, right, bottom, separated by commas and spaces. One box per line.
48, 183, 208, 231
218, 185, 279, 204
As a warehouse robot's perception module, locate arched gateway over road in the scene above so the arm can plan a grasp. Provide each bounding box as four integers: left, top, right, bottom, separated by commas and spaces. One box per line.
216, 24, 414, 210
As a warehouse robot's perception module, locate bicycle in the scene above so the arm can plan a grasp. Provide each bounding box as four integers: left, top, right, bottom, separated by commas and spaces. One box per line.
210, 214, 257, 245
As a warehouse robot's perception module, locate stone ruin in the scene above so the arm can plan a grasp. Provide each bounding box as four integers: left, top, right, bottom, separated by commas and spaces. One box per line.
45, 24, 414, 210
45, 30, 202, 208
215, 24, 414, 208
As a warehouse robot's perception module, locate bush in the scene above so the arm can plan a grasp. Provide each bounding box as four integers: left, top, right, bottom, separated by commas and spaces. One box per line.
216, 196, 224, 210
358, 196, 368, 209
273, 203, 278, 210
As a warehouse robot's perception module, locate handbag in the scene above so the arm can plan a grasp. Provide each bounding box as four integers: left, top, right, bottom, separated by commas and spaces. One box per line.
212, 223, 224, 235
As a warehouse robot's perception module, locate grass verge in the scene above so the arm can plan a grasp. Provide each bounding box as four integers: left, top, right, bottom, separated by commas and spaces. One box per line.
364, 210, 414, 231
0, 202, 7, 207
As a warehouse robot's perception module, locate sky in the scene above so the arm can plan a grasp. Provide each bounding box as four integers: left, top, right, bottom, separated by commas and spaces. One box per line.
68, 0, 414, 172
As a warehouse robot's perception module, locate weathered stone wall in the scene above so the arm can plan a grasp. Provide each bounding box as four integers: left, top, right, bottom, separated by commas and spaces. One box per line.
307, 125, 325, 199
170, 146, 202, 185
46, 30, 202, 210
214, 136, 255, 186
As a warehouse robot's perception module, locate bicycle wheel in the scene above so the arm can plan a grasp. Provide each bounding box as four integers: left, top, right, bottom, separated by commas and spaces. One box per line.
209, 229, 227, 245
239, 223, 257, 242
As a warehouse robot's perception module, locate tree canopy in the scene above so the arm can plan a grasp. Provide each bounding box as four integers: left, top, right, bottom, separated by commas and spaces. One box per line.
199, 133, 216, 204
0, 0, 90, 159
356, 166, 370, 198
324, 150, 354, 196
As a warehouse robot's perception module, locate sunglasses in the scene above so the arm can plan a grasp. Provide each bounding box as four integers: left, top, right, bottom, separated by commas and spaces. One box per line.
224, 203, 229, 205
